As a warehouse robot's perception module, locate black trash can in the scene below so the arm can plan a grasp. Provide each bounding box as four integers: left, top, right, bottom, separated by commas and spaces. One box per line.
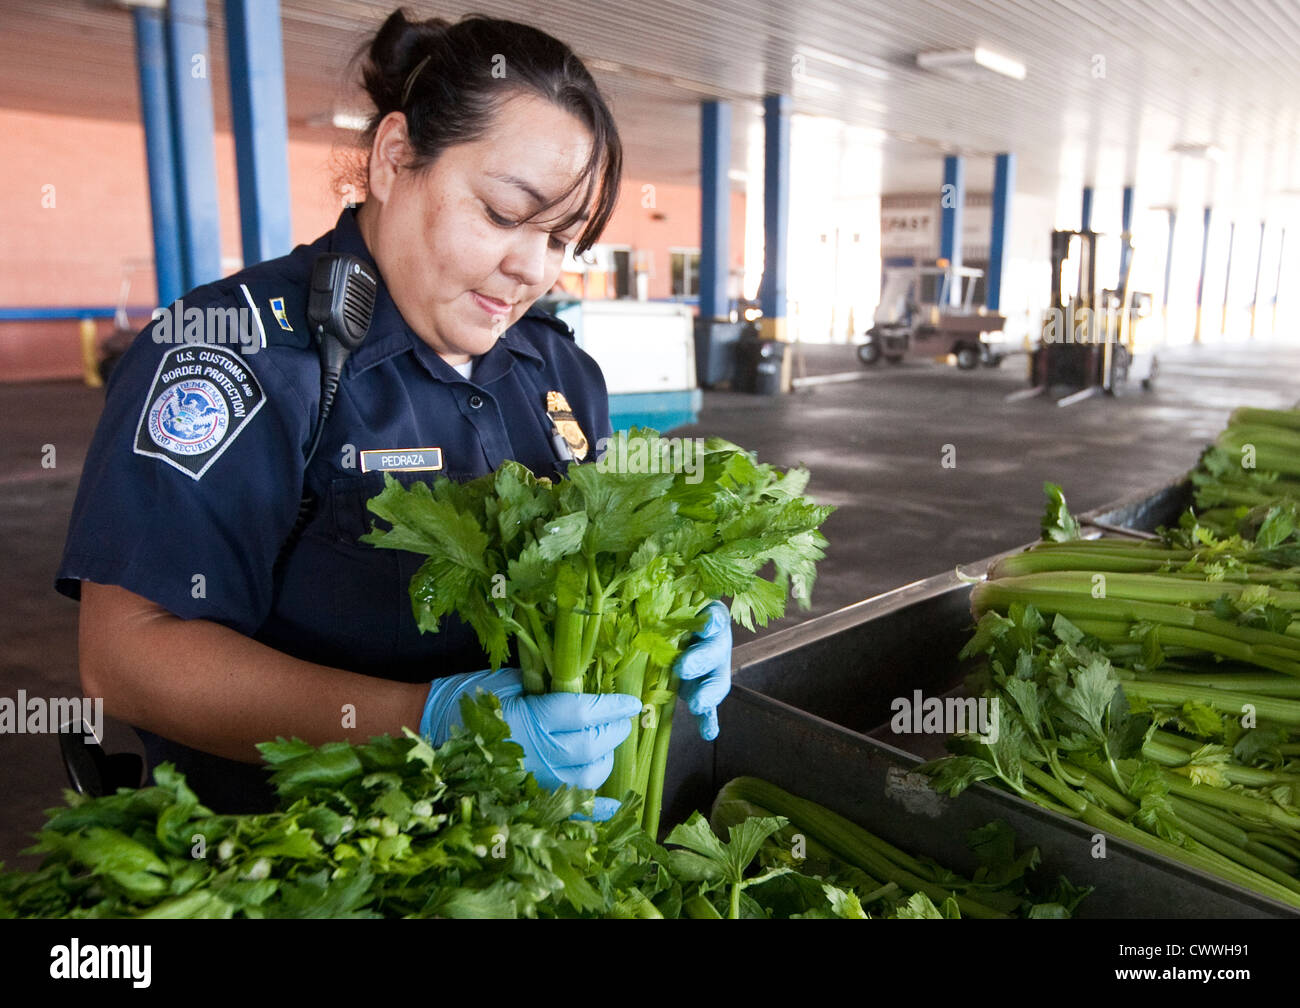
753, 340, 785, 395
732, 325, 761, 393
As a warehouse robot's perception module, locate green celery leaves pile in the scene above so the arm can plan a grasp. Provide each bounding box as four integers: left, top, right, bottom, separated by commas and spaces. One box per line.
361, 428, 834, 834
0, 697, 676, 919
0, 695, 1080, 919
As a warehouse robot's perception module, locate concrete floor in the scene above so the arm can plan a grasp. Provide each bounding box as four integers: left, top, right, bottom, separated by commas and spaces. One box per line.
0, 338, 1292, 871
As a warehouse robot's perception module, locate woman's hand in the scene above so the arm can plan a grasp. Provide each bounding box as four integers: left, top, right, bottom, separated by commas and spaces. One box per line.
420, 667, 640, 790
674, 600, 733, 741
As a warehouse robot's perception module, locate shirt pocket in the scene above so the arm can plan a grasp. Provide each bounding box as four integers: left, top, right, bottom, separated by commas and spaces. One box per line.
323, 468, 469, 549
324, 470, 388, 548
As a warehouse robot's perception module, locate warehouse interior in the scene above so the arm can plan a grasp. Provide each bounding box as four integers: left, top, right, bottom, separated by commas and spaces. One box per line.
3, 0, 1300, 929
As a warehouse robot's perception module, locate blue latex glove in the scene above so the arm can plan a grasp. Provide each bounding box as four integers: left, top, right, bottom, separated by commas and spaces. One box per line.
674, 600, 733, 741
420, 668, 639, 819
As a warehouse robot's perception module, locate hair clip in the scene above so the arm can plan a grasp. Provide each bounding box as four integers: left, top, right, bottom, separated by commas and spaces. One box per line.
401, 54, 432, 107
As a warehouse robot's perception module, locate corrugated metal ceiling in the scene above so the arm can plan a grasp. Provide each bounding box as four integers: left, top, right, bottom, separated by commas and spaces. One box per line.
2, 0, 1298, 215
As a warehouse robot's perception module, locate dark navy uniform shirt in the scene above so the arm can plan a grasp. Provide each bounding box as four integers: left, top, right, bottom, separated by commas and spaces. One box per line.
56, 207, 611, 809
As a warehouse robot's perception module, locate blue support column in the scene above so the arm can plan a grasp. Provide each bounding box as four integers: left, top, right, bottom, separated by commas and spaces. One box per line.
986, 153, 1014, 312
167, 0, 223, 290
131, 5, 183, 309
1220, 220, 1236, 335
1118, 185, 1134, 286
226, 0, 292, 267
758, 94, 790, 340
1081, 186, 1094, 232
698, 100, 731, 322
1194, 206, 1211, 344
939, 155, 965, 305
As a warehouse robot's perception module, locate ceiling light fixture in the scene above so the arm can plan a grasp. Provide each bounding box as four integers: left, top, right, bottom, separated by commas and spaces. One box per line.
793, 73, 842, 93
331, 111, 369, 131
917, 46, 1026, 81
1170, 141, 1224, 162
798, 46, 890, 81
668, 75, 722, 96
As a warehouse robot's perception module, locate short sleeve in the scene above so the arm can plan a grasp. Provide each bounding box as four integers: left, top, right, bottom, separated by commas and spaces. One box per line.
577, 353, 612, 446
56, 296, 317, 637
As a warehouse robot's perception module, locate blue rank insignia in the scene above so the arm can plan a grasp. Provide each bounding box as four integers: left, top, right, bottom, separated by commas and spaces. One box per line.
269, 297, 293, 331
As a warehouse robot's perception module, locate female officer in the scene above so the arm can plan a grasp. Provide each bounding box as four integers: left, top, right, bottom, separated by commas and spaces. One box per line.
56, 11, 730, 814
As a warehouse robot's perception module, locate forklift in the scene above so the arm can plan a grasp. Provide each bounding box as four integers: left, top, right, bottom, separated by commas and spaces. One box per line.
1026, 229, 1154, 404
858, 261, 1007, 370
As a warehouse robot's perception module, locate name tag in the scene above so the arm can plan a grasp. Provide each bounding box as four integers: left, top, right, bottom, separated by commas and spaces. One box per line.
360, 447, 444, 473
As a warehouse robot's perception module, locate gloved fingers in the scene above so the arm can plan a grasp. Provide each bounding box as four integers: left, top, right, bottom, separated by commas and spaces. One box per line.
698, 599, 732, 637
677, 671, 726, 741
524, 691, 641, 732
570, 797, 623, 822
529, 712, 633, 769
499, 692, 638, 793
679, 669, 731, 714
674, 642, 728, 682
672, 602, 731, 744
551, 748, 617, 792
694, 706, 720, 743
676, 601, 731, 722
674, 602, 732, 682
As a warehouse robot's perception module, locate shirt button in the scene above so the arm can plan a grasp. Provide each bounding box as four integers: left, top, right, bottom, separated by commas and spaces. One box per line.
468, 394, 484, 409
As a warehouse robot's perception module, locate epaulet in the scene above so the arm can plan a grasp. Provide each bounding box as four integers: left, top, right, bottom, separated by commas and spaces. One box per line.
220, 274, 314, 352
522, 304, 576, 341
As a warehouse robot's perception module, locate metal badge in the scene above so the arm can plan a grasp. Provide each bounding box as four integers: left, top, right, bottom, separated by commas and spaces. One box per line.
545, 390, 588, 462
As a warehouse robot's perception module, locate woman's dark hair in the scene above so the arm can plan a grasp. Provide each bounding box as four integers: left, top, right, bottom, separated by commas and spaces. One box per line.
354, 9, 622, 255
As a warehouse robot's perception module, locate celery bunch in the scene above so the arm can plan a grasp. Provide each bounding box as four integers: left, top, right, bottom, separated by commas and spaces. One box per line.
362, 429, 832, 834
1190, 405, 1300, 545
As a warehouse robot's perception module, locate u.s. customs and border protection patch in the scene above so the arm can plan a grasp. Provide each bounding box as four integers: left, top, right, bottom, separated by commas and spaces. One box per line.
545, 390, 588, 462
133, 345, 266, 480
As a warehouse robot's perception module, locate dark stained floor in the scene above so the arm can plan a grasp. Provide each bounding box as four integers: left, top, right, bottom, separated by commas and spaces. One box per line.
0, 338, 1292, 870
